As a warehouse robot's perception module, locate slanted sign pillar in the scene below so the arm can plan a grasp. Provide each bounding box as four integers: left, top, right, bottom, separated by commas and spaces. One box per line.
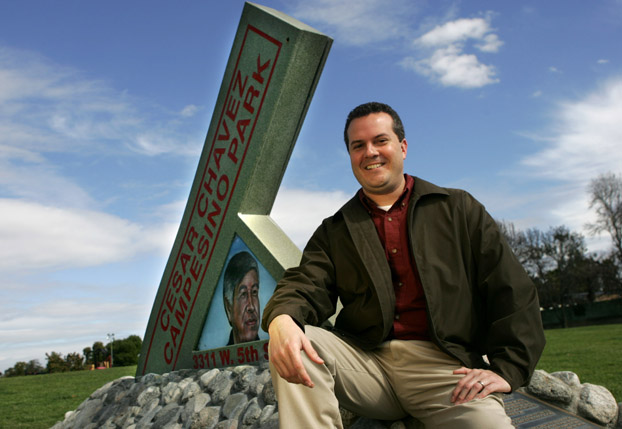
137, 3, 332, 375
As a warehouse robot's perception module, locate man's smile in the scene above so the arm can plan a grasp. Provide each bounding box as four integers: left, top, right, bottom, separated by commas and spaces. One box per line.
365, 162, 384, 170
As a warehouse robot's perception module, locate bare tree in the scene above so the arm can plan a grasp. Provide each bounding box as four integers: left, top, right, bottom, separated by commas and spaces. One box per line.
587, 172, 622, 264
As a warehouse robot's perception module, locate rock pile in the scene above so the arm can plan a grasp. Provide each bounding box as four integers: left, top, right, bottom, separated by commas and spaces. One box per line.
51, 364, 279, 429
521, 369, 621, 427
52, 366, 620, 428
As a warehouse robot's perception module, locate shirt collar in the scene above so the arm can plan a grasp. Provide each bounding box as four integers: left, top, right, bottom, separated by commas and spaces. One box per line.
358, 174, 414, 212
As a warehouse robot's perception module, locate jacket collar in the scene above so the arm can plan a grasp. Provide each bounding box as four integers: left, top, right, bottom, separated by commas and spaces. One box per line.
410, 176, 449, 203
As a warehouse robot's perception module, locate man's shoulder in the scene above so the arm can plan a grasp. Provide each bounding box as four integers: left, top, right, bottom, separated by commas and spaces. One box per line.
410, 175, 479, 203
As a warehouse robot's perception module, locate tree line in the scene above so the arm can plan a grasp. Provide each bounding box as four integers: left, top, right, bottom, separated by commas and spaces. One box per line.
2, 335, 142, 377
498, 172, 622, 327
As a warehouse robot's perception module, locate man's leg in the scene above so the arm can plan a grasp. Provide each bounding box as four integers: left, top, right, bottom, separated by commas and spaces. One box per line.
376, 340, 513, 429
270, 326, 407, 428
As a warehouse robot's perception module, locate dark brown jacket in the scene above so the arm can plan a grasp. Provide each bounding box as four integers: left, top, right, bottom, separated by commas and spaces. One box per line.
262, 176, 545, 390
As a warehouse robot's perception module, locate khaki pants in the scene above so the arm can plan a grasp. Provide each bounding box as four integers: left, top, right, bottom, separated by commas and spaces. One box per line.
270, 326, 513, 429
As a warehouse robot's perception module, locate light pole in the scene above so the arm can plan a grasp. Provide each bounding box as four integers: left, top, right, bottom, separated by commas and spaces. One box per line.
107, 333, 115, 368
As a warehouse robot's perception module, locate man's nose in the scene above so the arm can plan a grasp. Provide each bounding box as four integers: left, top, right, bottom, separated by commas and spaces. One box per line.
364, 142, 378, 157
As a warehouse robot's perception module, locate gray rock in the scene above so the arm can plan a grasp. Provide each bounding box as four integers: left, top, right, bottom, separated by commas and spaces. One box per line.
186, 405, 221, 429
257, 404, 277, 425
577, 383, 618, 425
182, 392, 211, 422
141, 373, 163, 385
241, 397, 262, 426
551, 371, 581, 387
252, 369, 272, 397
182, 381, 202, 402
137, 385, 162, 407
261, 378, 276, 405
208, 371, 234, 404
222, 392, 248, 420
110, 405, 141, 428
178, 376, 194, 390
526, 369, 574, 405
139, 397, 161, 417
232, 365, 257, 393
200, 368, 220, 388
153, 402, 182, 428
71, 398, 104, 428
259, 412, 279, 429
90, 380, 115, 400
136, 403, 162, 429
162, 381, 183, 404
214, 419, 238, 429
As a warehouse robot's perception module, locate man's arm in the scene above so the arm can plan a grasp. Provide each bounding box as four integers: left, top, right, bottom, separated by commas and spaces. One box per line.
267, 314, 324, 388
463, 191, 545, 391
261, 219, 339, 386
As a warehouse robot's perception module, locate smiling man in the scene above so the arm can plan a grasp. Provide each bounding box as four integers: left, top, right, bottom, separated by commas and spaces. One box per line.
223, 251, 260, 345
262, 102, 545, 428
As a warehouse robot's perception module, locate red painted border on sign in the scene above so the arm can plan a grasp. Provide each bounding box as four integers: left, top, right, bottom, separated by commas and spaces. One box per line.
141, 24, 282, 374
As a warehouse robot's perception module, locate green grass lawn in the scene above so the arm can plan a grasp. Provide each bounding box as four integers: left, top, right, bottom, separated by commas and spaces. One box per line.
0, 366, 136, 429
1, 324, 620, 428
536, 323, 621, 401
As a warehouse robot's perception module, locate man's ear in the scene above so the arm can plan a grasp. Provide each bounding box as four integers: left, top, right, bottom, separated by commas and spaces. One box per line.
224, 299, 233, 326
401, 138, 408, 159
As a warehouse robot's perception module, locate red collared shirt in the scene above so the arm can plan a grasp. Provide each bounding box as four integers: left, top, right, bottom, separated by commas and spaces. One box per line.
358, 175, 430, 341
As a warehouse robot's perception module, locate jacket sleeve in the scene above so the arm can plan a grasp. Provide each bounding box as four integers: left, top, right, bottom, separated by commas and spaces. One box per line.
261, 218, 339, 332
465, 192, 546, 390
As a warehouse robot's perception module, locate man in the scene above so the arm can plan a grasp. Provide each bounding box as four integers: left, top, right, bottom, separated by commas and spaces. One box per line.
261, 102, 545, 428
223, 251, 261, 345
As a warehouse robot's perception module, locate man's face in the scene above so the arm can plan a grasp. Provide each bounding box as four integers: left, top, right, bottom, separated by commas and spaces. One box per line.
347, 112, 407, 202
230, 269, 260, 343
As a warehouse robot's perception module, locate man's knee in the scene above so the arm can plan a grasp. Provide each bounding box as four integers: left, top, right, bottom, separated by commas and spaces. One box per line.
424, 394, 512, 429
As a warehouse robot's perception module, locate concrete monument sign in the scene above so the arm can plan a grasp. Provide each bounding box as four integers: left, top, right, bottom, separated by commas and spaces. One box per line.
137, 2, 332, 376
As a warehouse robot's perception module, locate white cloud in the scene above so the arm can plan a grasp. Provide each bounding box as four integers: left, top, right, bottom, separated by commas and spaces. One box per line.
519, 77, 622, 237
405, 16, 502, 88
402, 45, 499, 88
522, 78, 622, 181
0, 44, 200, 158
416, 17, 501, 51
289, 2, 501, 89
272, 188, 351, 249
180, 104, 199, 117
0, 296, 151, 373
290, 0, 415, 46
0, 199, 176, 271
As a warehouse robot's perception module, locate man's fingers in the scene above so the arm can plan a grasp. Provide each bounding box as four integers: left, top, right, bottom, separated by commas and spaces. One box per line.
451, 368, 511, 405
301, 335, 324, 365
267, 316, 321, 388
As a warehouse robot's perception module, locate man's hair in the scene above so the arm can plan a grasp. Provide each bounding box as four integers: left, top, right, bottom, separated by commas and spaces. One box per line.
223, 251, 258, 317
343, 102, 405, 149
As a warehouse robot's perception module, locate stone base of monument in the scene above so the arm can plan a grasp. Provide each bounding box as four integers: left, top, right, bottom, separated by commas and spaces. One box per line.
52, 367, 620, 429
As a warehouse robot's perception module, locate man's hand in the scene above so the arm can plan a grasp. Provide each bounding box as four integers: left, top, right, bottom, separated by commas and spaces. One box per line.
267, 314, 324, 388
451, 367, 511, 405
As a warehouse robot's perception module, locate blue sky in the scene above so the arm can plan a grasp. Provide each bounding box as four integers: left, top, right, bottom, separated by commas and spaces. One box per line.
1, 0, 621, 372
